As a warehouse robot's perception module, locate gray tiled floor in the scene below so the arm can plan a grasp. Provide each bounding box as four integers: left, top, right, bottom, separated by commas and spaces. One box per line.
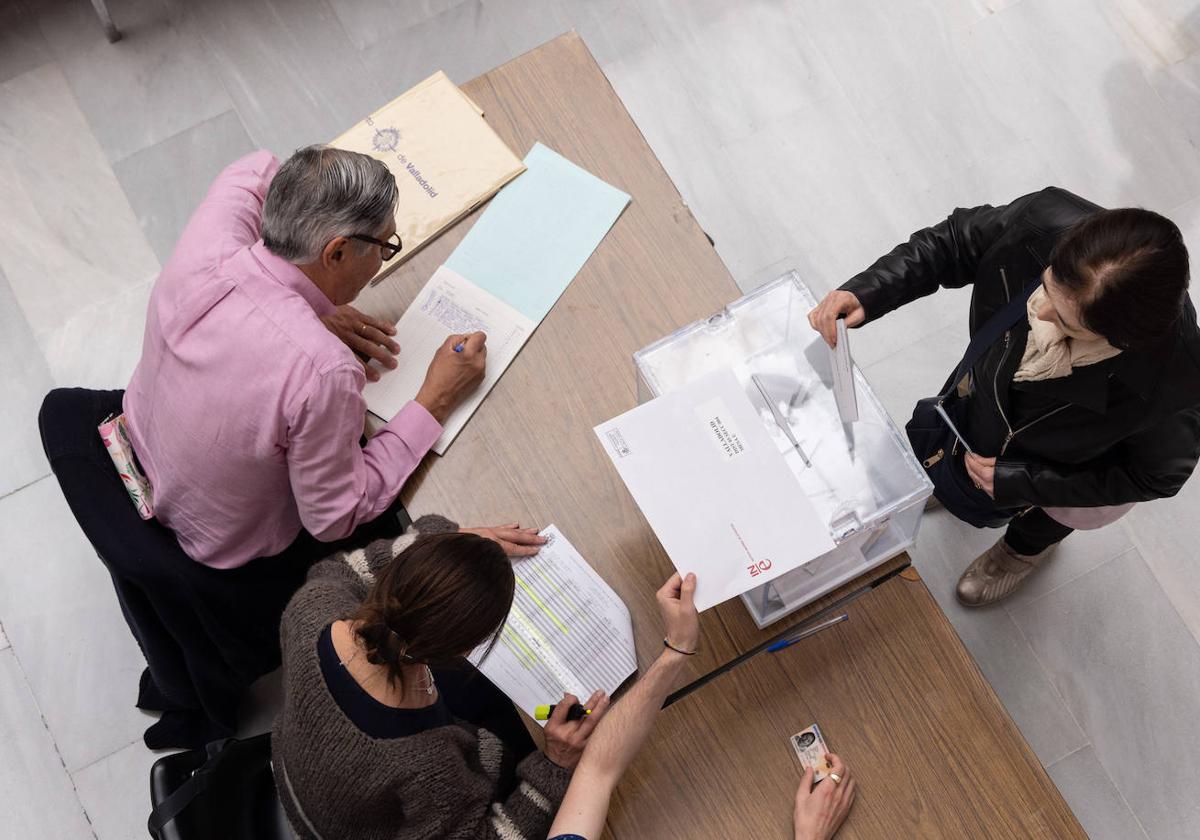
36, 0, 234, 165
1049, 746, 1151, 840
2, 1, 1200, 838
112, 109, 256, 264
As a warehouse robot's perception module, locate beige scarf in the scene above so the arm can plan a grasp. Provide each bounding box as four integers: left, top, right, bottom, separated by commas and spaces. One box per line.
1013, 287, 1121, 382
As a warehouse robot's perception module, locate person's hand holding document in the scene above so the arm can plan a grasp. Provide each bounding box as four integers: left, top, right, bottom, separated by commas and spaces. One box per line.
595, 370, 836, 611
807, 290, 865, 347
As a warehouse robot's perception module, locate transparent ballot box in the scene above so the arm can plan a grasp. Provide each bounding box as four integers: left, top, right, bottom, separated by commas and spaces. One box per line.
634, 271, 933, 628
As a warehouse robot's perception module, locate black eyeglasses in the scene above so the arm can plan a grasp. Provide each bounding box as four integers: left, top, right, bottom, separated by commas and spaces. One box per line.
350, 232, 403, 261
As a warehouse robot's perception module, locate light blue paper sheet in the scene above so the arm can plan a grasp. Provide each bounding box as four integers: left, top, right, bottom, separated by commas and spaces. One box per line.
444, 142, 631, 323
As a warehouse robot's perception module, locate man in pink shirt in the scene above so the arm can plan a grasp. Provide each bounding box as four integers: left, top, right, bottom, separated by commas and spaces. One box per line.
124, 146, 484, 570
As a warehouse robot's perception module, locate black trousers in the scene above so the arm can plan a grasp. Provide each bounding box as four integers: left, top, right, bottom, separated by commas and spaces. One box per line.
1003, 507, 1074, 555
41, 387, 413, 749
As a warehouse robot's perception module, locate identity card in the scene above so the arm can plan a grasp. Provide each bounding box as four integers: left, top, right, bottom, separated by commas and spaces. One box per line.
790, 723, 833, 782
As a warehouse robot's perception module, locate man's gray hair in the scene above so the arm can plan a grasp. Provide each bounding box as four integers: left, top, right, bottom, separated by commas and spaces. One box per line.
262, 145, 398, 263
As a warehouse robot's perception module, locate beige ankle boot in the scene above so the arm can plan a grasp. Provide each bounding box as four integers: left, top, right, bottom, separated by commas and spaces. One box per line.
955, 538, 1055, 607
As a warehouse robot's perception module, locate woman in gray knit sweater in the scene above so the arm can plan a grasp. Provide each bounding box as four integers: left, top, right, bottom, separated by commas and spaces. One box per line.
272, 514, 608, 840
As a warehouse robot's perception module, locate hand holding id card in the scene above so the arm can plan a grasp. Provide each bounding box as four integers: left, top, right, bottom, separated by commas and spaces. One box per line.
790, 723, 833, 782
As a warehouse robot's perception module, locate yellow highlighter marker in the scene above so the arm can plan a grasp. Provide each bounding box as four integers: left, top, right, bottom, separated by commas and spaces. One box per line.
534, 703, 590, 721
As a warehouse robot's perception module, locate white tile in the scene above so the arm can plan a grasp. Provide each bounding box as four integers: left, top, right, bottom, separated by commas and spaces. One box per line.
0, 479, 116, 625
906, 510, 1090, 765
1122, 469, 1200, 651
0, 479, 150, 772
0, 63, 160, 350
906, 140, 1065, 233
0, 267, 53, 497
703, 96, 915, 291
1047, 747, 1150, 840
989, 0, 1200, 211
1012, 550, 1200, 839
72, 739, 159, 840
480, 0, 653, 68
0, 649, 95, 838
787, 0, 992, 112
329, 0, 470, 51
1143, 51, 1200, 168
859, 313, 970, 416
480, 0, 576, 61
8, 603, 151, 775
1002, 535, 1137, 611
1171, 193, 1200, 259
112, 110, 256, 266
599, 43, 724, 211
558, 0, 655, 66
35, 0, 233, 164
357, 0, 520, 104
172, 0, 389, 157
41, 279, 153, 390
636, 0, 844, 146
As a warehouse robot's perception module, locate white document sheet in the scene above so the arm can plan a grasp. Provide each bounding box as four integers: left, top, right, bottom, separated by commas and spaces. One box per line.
830, 319, 859, 423
362, 265, 534, 454
469, 525, 637, 726
594, 370, 836, 611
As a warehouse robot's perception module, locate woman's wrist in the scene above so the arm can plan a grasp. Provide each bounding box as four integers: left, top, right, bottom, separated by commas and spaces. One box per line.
662, 636, 697, 656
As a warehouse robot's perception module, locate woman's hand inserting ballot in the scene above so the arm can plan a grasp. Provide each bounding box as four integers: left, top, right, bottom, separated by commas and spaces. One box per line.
808, 290, 865, 348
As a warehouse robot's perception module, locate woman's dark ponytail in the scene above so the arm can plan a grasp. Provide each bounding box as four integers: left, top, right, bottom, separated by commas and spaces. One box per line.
349, 532, 514, 692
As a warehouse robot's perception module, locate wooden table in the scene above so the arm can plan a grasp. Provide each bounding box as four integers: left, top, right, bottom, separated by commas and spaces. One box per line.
356, 32, 1085, 840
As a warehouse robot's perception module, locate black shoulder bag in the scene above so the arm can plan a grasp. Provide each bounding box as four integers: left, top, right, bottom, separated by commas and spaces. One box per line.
147, 733, 287, 840
905, 282, 1037, 528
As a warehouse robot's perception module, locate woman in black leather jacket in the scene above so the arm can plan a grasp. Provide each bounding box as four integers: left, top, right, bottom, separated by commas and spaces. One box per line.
809, 187, 1200, 606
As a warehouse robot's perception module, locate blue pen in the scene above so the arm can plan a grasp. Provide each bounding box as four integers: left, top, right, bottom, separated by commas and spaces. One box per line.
766, 613, 849, 653
453, 342, 464, 353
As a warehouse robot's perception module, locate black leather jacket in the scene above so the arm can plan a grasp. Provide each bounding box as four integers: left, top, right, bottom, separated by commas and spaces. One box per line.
842, 186, 1200, 509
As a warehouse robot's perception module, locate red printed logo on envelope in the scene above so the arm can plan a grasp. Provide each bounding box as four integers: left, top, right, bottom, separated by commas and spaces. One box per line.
746, 559, 773, 578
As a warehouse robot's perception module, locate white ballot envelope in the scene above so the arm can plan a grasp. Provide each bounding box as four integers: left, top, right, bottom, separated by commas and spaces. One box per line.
594, 370, 836, 611
830, 319, 858, 423
469, 525, 636, 726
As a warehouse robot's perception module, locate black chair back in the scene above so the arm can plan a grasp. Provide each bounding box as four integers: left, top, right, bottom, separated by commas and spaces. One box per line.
148, 733, 295, 840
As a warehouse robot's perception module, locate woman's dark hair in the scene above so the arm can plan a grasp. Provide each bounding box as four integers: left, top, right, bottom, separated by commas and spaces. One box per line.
351, 532, 513, 691
1049, 208, 1189, 351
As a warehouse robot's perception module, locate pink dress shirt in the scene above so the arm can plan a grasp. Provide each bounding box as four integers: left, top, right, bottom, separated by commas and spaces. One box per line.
124, 151, 441, 569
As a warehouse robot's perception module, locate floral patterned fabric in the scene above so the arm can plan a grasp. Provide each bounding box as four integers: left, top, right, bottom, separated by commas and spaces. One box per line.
98, 412, 154, 520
